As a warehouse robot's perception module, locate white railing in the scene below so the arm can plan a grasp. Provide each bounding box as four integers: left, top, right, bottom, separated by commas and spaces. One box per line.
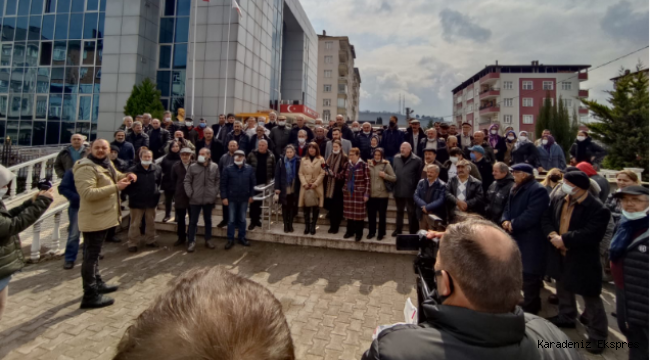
30, 202, 69, 262
253, 181, 276, 230
7, 152, 60, 200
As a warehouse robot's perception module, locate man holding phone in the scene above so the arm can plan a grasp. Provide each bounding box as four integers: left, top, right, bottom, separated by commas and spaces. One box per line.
73, 139, 136, 309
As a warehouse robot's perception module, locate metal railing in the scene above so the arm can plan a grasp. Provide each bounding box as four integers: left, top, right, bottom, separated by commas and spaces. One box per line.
7, 152, 60, 200
253, 181, 276, 230
30, 202, 69, 262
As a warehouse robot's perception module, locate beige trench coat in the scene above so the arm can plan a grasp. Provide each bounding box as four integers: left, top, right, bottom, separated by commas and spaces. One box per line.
298, 156, 326, 207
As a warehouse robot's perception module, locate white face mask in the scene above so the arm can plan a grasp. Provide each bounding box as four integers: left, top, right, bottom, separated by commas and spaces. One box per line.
561, 183, 576, 196
490, 130, 497, 135
577, 136, 586, 142
363, 131, 371, 135
333, 149, 340, 154
164, 117, 171, 122
352, 128, 360, 132
542, 139, 549, 145
234, 160, 244, 166
622, 208, 649, 221
197, 155, 206, 163
450, 157, 459, 164
507, 136, 515, 141
258, 122, 265, 128
0, 187, 7, 197
141, 160, 152, 166
278, 121, 286, 126
520, 136, 527, 140
298, 138, 306, 144
186, 121, 193, 126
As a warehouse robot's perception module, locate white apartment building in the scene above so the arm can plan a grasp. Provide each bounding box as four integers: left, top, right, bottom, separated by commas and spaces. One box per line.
316, 31, 360, 122
452, 61, 591, 137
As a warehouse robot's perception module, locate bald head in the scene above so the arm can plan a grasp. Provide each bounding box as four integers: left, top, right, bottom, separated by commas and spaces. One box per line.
400, 142, 412, 157
437, 219, 522, 313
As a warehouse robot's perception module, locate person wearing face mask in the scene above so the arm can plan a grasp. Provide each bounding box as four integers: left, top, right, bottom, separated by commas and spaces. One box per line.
537, 135, 566, 172
323, 140, 349, 234
380, 116, 405, 164
171, 147, 194, 247
111, 130, 136, 168
184, 148, 220, 253
487, 124, 507, 162
312, 126, 328, 157
361, 220, 582, 360
220, 150, 256, 249
223, 121, 250, 156
289, 115, 315, 145
324, 128, 352, 160
503, 130, 517, 165
265, 112, 278, 131
269, 115, 291, 158
0, 165, 54, 319
294, 130, 309, 157
275, 145, 301, 233
124, 150, 162, 252
181, 117, 199, 145
193, 118, 208, 141
443, 147, 481, 181
541, 171, 611, 354
605, 170, 641, 226
500, 164, 550, 315
253, 117, 271, 137
162, 111, 178, 134
350, 121, 361, 134
609, 186, 649, 360
569, 130, 606, 167
468, 145, 494, 193
510, 131, 539, 168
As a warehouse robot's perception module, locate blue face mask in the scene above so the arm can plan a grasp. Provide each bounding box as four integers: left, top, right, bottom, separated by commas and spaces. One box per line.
470, 153, 477, 161
199, 123, 206, 128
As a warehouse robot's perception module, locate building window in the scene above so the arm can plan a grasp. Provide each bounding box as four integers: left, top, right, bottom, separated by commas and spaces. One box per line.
474, 88, 479, 96
324, 70, 332, 78
561, 82, 572, 90
522, 98, 533, 107
522, 81, 533, 90
564, 99, 572, 108
323, 99, 331, 107
503, 81, 513, 90
338, 84, 347, 94
324, 84, 331, 92
323, 110, 331, 121
324, 56, 333, 64
503, 98, 513, 107
337, 98, 347, 108
157, 0, 191, 112
522, 115, 534, 124
543, 81, 553, 90
325, 41, 333, 50
467, 104, 473, 112
503, 115, 512, 124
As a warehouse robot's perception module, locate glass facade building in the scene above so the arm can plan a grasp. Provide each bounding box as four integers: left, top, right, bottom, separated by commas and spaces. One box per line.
156, 0, 190, 113
0, 0, 105, 145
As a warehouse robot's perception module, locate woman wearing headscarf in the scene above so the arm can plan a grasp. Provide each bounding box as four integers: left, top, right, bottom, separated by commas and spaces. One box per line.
275, 145, 301, 233
367, 135, 380, 161
323, 140, 349, 234
503, 130, 517, 165
367, 148, 396, 241
487, 124, 507, 162
0, 165, 53, 319
343, 148, 370, 241
537, 135, 566, 172
510, 131, 539, 167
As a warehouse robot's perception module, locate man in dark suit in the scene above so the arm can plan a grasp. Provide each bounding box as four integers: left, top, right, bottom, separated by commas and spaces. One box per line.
404, 119, 427, 158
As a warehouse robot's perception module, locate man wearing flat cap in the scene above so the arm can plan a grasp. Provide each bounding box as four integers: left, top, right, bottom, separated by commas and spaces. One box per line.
609, 185, 648, 360
541, 171, 611, 355
501, 163, 550, 314
468, 145, 493, 193
220, 150, 256, 250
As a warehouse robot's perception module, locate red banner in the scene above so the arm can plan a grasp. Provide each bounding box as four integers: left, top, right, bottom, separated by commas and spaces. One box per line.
280, 104, 319, 119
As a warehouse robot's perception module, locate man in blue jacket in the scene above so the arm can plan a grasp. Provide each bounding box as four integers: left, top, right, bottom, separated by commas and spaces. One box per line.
414, 164, 447, 229
58, 169, 81, 270
501, 163, 550, 314
220, 150, 256, 250
380, 116, 404, 164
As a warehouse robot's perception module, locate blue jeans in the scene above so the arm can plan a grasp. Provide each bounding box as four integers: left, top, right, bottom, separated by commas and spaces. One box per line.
227, 201, 248, 240
188, 204, 213, 243
64, 207, 81, 262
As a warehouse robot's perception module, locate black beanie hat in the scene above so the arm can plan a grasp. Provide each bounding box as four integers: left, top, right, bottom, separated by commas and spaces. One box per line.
564, 171, 590, 190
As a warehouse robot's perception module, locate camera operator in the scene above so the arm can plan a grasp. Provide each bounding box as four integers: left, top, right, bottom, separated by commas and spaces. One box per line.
0, 166, 54, 320
362, 219, 581, 360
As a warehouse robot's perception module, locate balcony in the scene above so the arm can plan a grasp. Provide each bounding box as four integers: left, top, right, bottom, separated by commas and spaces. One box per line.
456, 102, 463, 108
479, 104, 500, 115
479, 88, 500, 100
579, 107, 589, 115
480, 72, 500, 84
578, 72, 588, 81
579, 89, 589, 98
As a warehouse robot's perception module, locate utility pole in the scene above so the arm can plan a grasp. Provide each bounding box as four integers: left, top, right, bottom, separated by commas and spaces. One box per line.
405, 107, 414, 121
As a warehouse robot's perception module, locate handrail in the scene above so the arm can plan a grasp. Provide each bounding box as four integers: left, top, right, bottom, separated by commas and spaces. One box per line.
7, 152, 59, 171
253, 181, 275, 230
7, 152, 61, 200
30, 202, 69, 262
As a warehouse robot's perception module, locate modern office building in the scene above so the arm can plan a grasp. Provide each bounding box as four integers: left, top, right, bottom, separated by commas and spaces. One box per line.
316, 31, 360, 123
0, 0, 318, 144
451, 61, 591, 136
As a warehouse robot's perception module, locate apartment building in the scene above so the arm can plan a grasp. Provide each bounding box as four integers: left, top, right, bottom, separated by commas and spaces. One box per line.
316, 31, 360, 122
451, 61, 591, 137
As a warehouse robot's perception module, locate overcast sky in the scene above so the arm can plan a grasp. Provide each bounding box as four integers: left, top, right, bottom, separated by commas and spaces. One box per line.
301, 0, 649, 119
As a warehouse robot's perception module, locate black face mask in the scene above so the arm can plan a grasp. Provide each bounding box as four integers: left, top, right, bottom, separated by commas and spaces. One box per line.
549, 175, 562, 182
389, 121, 397, 128
432, 270, 454, 305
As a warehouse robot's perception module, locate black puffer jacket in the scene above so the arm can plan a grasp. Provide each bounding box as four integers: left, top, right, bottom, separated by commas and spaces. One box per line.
362, 303, 582, 360
125, 132, 150, 155
511, 141, 539, 167
160, 151, 180, 192
172, 161, 191, 209
125, 163, 162, 209
485, 174, 514, 224
622, 230, 649, 328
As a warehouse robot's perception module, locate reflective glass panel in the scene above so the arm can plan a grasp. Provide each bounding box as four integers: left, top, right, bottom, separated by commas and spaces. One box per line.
45, 121, 59, 144
91, 93, 98, 122
17, 0, 30, 15
15, 16, 27, 40
35, 95, 47, 118
78, 94, 90, 120
97, 11, 103, 37
159, 18, 173, 43
158, 45, 171, 68
173, 43, 186, 68
86, 0, 98, 11
93, 66, 99, 92
28, 15, 41, 39
6, 0, 17, 15
156, 71, 170, 97
39, 41, 52, 65
2, 17, 16, 41
174, 16, 188, 42
1, 44, 12, 66
61, 93, 74, 121
82, 40, 94, 64
78, 66, 92, 93
66, 40, 80, 65
8, 95, 20, 118
164, 0, 174, 16
0, 96, 7, 116
54, 13, 68, 39
23, 67, 36, 92
83, 12, 97, 38
36, 67, 48, 92
68, 13, 82, 38
48, 93, 61, 119
171, 70, 184, 96
176, 0, 190, 16
95, 39, 101, 65
50, 66, 63, 92
19, 120, 32, 145
41, 14, 54, 39
52, 40, 65, 65
32, 120, 45, 145
44, 0, 54, 13
57, 0, 70, 13
60, 121, 74, 141
71, 0, 83, 12
6, 121, 18, 143
25, 42, 38, 66
12, 43, 25, 66
0, 69, 9, 92
9, 68, 23, 92
31, 0, 43, 14
64, 66, 78, 93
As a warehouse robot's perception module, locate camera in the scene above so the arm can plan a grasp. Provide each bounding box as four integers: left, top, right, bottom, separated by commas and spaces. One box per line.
38, 179, 53, 191
396, 215, 446, 323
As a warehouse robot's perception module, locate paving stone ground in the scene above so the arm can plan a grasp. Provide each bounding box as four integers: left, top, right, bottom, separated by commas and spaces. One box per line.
0, 232, 630, 360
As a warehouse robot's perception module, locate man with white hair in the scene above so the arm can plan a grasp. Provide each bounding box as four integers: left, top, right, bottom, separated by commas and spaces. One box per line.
249, 126, 275, 154
54, 133, 88, 178
355, 122, 374, 161
141, 113, 153, 133
314, 118, 324, 128
327, 114, 354, 141
288, 115, 314, 145
269, 115, 291, 158
265, 112, 278, 131
392, 142, 422, 236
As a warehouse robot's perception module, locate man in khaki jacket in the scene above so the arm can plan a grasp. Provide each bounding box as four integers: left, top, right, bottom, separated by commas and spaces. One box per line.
74, 139, 135, 309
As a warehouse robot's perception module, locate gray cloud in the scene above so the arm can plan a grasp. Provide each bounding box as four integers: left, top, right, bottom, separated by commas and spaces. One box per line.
600, 1, 649, 44
439, 9, 491, 43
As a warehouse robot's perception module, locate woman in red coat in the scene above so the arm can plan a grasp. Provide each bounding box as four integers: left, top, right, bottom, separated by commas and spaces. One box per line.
343, 148, 370, 241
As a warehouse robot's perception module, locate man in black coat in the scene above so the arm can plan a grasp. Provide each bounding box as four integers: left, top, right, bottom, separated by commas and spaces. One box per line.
355, 122, 374, 161
211, 114, 227, 137
288, 115, 314, 145
501, 164, 550, 315
326, 114, 354, 141
171, 148, 193, 247
418, 128, 447, 162
541, 171, 610, 354
484, 162, 514, 224
446, 159, 484, 216
420, 148, 447, 183
195, 127, 224, 163
392, 142, 422, 236
124, 150, 162, 252
404, 120, 427, 158
147, 119, 171, 159
468, 145, 494, 193
125, 121, 150, 156
223, 121, 250, 156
